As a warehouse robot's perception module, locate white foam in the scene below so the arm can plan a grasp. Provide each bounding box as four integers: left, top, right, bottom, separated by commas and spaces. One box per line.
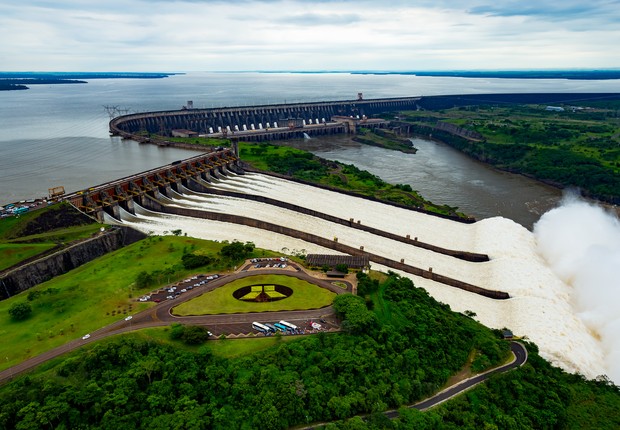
116, 173, 611, 380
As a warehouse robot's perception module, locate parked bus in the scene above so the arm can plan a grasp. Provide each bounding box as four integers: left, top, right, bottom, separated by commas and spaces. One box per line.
264, 323, 277, 333
273, 323, 287, 332
251, 322, 271, 334
279, 320, 298, 332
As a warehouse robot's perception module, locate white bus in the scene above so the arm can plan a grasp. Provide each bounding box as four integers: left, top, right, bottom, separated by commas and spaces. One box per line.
279, 320, 297, 332
252, 322, 271, 334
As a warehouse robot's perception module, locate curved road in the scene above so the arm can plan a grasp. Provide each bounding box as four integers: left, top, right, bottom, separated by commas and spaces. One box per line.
302, 342, 528, 429
400, 341, 527, 412
0, 266, 347, 384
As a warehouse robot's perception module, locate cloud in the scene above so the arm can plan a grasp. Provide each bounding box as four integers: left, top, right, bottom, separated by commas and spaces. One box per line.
1, 0, 619, 71
276, 13, 361, 26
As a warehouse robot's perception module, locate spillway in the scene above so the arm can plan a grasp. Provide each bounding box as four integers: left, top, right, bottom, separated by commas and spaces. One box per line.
112, 172, 607, 379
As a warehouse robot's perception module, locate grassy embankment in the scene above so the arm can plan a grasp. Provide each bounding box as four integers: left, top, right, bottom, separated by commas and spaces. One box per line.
394, 102, 620, 203
172, 274, 336, 315
0, 203, 103, 271
353, 127, 418, 153
238, 142, 466, 218
132, 327, 299, 358
0, 234, 286, 370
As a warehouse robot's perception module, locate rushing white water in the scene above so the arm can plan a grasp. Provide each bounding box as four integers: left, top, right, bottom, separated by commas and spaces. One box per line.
534, 193, 620, 383
114, 172, 612, 380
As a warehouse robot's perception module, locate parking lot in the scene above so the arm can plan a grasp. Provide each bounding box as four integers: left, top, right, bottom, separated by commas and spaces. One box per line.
138, 273, 221, 303
127, 259, 348, 339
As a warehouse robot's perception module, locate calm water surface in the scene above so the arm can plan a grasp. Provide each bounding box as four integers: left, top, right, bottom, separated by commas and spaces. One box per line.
1, 72, 618, 226
286, 136, 562, 229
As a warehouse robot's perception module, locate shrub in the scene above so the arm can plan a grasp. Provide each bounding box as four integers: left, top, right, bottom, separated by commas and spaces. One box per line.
181, 252, 213, 269
8, 302, 32, 321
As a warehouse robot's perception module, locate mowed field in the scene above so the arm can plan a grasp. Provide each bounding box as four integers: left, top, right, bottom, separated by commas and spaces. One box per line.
0, 236, 228, 370
172, 274, 336, 316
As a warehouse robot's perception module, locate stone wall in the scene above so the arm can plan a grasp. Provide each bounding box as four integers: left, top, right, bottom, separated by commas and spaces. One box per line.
0, 227, 146, 300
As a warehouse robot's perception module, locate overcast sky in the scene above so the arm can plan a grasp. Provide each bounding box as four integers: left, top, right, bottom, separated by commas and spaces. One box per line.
2, 0, 619, 72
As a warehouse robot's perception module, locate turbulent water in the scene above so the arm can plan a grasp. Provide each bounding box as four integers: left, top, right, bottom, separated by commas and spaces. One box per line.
4, 72, 619, 381
113, 172, 617, 381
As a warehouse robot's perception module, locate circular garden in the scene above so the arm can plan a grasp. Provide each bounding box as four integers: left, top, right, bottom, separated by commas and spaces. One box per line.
171, 274, 336, 316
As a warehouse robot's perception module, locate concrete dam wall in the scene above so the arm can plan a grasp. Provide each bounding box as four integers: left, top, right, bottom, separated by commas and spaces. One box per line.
109, 97, 420, 140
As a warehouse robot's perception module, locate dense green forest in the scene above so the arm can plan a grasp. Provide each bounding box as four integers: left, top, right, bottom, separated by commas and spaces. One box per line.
2, 272, 619, 429
396, 103, 620, 204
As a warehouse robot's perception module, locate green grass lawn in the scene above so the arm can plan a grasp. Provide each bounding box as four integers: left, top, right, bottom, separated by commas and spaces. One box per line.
0, 204, 104, 269
0, 243, 57, 271
172, 274, 336, 315
203, 335, 300, 358
0, 235, 231, 371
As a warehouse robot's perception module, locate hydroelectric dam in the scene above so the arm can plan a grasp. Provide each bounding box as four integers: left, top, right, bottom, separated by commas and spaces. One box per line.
59, 95, 509, 300
109, 95, 421, 142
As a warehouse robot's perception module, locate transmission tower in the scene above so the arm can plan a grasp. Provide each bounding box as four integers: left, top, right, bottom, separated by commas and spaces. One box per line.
103, 105, 131, 120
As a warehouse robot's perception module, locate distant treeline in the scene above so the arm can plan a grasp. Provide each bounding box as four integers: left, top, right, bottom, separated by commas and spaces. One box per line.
0, 72, 178, 90
0, 83, 28, 91
0, 79, 86, 86
416, 93, 620, 110
0, 72, 177, 79
354, 70, 620, 80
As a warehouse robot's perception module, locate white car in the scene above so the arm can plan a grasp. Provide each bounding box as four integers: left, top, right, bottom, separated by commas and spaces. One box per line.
125, 315, 133, 321
82, 334, 91, 340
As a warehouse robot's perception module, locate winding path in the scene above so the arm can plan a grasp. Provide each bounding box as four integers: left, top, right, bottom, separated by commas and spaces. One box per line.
301, 342, 528, 429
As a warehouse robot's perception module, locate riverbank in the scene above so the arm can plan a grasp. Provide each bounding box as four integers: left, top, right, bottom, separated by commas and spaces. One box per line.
397, 100, 620, 205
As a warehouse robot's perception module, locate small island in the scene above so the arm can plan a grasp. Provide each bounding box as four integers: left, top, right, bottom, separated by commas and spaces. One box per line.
0, 71, 178, 91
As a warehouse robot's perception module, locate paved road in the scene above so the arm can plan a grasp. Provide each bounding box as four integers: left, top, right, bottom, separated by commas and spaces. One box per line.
0, 266, 348, 384
302, 342, 528, 429
396, 341, 528, 413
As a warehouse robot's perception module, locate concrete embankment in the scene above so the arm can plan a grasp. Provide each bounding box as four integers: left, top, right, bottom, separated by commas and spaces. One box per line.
0, 227, 146, 300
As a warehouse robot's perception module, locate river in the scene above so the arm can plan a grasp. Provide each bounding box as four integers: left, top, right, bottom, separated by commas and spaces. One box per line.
284, 135, 563, 229
2, 71, 619, 227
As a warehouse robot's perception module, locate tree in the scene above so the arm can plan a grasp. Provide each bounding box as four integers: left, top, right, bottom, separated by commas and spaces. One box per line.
8, 302, 32, 321
181, 326, 211, 345
220, 241, 255, 261
335, 264, 349, 274
135, 271, 154, 288
332, 294, 378, 334
181, 253, 212, 269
